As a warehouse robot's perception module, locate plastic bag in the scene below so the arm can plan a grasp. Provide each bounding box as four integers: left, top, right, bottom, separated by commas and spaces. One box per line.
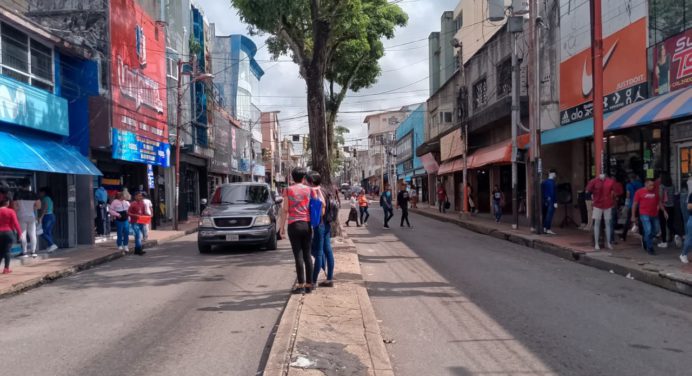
36, 221, 43, 236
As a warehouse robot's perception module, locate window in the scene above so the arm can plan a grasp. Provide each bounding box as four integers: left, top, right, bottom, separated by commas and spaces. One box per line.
166, 56, 179, 80
497, 59, 512, 98
455, 14, 462, 32
649, 0, 692, 45
0, 23, 54, 92
473, 78, 488, 109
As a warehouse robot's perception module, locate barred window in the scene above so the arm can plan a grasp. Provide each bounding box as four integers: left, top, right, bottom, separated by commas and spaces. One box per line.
1, 23, 54, 92
473, 78, 488, 110
497, 59, 512, 98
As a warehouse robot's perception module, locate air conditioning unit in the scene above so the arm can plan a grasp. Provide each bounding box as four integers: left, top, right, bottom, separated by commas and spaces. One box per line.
488, 0, 505, 22
512, 0, 529, 15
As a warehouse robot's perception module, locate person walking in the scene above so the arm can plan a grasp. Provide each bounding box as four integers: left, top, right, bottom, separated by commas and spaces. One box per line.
307, 172, 336, 288
411, 186, 418, 209
397, 183, 411, 228
13, 179, 40, 258
128, 192, 149, 255
345, 193, 360, 227
541, 170, 558, 235
358, 190, 370, 226
109, 192, 130, 252
680, 187, 692, 264
621, 173, 643, 241
38, 187, 58, 253
0, 194, 21, 274
380, 185, 394, 229
437, 182, 447, 213
278, 168, 314, 294
492, 185, 505, 223
658, 173, 679, 248
142, 192, 153, 241
632, 178, 667, 255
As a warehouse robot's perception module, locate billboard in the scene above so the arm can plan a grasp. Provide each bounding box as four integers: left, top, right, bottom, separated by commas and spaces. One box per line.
112, 128, 170, 167
110, 0, 168, 164
559, 0, 648, 126
0, 74, 68, 136
652, 29, 692, 96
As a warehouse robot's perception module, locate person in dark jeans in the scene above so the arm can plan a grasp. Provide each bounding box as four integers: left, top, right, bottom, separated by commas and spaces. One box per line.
380, 185, 394, 228
397, 184, 411, 228
0, 195, 21, 274
279, 167, 314, 294
437, 183, 447, 213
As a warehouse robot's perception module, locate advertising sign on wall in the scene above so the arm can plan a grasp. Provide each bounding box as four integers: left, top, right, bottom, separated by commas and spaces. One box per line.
559, 0, 648, 126
110, 0, 168, 162
0, 74, 69, 136
112, 128, 170, 167
440, 129, 465, 161
652, 29, 692, 96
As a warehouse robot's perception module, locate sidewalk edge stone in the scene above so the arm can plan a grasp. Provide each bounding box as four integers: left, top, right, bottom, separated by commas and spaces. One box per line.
263, 294, 303, 376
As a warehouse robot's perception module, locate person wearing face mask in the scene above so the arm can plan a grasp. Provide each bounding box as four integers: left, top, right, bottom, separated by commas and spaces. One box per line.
541, 169, 558, 235
586, 172, 617, 250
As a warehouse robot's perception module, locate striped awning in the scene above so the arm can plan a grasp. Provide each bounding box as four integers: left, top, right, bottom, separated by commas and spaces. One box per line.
606, 87, 692, 131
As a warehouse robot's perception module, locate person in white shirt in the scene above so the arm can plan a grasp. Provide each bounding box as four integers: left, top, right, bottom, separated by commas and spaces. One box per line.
142, 192, 153, 241
109, 192, 131, 252
12, 179, 40, 258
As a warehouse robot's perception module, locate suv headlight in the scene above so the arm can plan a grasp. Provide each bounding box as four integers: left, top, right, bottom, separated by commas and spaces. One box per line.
254, 215, 271, 226
199, 217, 214, 227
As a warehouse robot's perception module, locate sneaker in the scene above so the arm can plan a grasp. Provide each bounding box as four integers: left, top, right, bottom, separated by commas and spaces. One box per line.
595, 245, 601, 250
31, 253, 38, 258
675, 235, 683, 248
383, 225, 390, 229
545, 230, 557, 235
47, 244, 58, 253
20, 253, 29, 258
657, 242, 668, 248
2, 268, 11, 274
680, 255, 689, 264
607, 243, 614, 250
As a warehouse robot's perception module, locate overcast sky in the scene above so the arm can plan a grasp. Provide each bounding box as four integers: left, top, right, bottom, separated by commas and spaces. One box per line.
195, 0, 459, 149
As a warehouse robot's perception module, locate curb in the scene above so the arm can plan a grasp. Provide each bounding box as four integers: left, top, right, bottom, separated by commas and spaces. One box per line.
0, 227, 198, 299
262, 234, 394, 375
411, 208, 692, 297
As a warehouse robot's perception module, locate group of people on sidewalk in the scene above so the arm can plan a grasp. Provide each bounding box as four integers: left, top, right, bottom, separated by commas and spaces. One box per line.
541, 169, 692, 264
0, 180, 58, 274
278, 168, 337, 294
344, 183, 414, 229
109, 190, 153, 256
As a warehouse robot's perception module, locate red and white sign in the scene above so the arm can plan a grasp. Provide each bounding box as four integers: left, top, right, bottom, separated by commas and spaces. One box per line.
652, 29, 692, 96
110, 0, 167, 143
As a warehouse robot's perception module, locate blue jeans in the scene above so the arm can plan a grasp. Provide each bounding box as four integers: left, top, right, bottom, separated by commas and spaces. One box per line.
683, 217, 692, 256
132, 223, 145, 249
492, 200, 502, 222
115, 220, 129, 247
640, 215, 660, 253
359, 207, 369, 224
41, 213, 55, 247
312, 223, 334, 283
543, 203, 555, 230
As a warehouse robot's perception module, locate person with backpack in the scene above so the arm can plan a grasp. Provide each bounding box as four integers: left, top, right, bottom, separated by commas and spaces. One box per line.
397, 183, 411, 228
307, 172, 336, 288
380, 184, 394, 229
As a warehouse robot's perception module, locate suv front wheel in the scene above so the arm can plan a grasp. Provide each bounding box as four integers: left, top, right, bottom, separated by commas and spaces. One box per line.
265, 231, 278, 250
198, 243, 212, 253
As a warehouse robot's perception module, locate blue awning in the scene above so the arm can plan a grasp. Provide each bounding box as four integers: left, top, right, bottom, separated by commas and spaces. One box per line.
606, 87, 692, 131
0, 131, 102, 175
541, 114, 612, 145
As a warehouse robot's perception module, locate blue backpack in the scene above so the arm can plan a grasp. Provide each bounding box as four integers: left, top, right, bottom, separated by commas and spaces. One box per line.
309, 192, 323, 228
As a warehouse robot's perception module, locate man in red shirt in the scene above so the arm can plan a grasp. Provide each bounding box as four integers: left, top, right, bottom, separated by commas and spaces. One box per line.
128, 192, 149, 255
631, 179, 668, 255
586, 174, 617, 250
437, 181, 447, 213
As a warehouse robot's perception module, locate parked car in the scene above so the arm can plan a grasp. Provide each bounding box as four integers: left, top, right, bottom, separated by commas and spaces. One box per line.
197, 183, 282, 253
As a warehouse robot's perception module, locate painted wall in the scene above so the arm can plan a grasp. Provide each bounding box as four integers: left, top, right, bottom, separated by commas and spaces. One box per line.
60, 54, 99, 156
395, 104, 426, 176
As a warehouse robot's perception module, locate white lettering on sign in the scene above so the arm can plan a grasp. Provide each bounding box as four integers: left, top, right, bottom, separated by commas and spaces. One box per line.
117, 56, 164, 113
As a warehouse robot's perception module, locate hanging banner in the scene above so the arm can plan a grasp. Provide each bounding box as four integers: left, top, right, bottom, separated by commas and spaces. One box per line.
559, 0, 648, 126
112, 128, 171, 167
110, 0, 169, 162
652, 28, 692, 96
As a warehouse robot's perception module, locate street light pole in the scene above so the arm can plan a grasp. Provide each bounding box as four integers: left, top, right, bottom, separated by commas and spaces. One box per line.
174, 59, 183, 231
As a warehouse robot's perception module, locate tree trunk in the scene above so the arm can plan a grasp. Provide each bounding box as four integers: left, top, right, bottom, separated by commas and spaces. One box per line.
306, 67, 331, 185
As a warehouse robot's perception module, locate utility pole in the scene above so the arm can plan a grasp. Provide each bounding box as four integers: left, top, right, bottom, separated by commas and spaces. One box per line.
591, 0, 605, 176
511, 32, 520, 229
529, 0, 542, 234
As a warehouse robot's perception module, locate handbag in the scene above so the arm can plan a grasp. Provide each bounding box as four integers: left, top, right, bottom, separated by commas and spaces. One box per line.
444, 200, 451, 210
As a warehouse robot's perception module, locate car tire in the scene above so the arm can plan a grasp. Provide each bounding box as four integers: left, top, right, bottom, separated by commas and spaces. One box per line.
265, 231, 278, 251
198, 243, 212, 253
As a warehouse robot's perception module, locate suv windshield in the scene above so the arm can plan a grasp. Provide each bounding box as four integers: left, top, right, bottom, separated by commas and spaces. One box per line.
211, 185, 269, 204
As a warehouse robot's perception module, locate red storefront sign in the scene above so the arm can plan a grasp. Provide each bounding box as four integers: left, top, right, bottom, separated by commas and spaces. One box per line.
652, 29, 692, 96
110, 0, 167, 143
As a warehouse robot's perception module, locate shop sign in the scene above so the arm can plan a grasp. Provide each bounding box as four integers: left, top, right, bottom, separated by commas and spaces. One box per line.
559, 0, 648, 126
112, 128, 170, 167
239, 158, 251, 173
110, 0, 168, 156
652, 29, 692, 96
147, 164, 155, 189
0, 74, 68, 136
253, 164, 266, 176
440, 129, 465, 161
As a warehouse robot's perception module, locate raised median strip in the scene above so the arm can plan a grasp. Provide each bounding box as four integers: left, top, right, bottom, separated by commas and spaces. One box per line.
411, 208, 692, 297
263, 235, 394, 376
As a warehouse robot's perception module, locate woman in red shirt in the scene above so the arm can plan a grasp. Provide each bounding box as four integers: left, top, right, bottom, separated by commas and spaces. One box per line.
0, 194, 22, 274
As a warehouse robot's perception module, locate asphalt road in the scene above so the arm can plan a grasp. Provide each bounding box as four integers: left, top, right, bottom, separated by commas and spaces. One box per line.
0, 234, 296, 376
351, 207, 692, 376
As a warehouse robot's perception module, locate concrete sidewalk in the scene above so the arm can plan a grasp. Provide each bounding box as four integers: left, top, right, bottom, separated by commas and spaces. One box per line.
264, 217, 393, 376
0, 221, 198, 298
411, 206, 692, 296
